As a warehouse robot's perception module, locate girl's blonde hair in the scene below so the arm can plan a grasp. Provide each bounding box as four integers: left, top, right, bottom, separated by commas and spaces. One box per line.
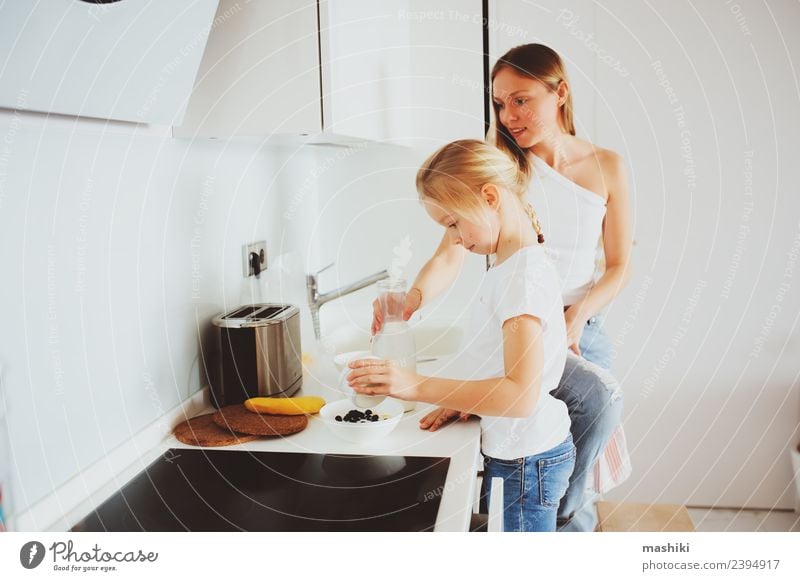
490, 43, 575, 179
415, 139, 545, 243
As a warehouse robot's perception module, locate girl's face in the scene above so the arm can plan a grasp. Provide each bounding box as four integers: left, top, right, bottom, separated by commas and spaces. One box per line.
492, 68, 564, 148
423, 194, 499, 255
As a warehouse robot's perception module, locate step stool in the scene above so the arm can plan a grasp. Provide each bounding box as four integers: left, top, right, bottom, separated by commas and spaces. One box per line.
596, 501, 695, 532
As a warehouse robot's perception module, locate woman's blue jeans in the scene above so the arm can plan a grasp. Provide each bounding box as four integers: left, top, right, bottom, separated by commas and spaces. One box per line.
551, 313, 624, 532
479, 435, 576, 532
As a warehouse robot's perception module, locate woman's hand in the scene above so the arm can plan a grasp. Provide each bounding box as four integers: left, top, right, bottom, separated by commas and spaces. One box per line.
347, 358, 423, 401
371, 287, 422, 335
564, 307, 587, 356
418, 407, 470, 432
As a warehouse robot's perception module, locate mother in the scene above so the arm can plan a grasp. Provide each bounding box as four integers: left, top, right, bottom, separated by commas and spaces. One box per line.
373, 44, 633, 531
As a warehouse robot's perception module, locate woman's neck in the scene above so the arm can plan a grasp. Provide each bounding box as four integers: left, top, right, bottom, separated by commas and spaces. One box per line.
529, 131, 573, 171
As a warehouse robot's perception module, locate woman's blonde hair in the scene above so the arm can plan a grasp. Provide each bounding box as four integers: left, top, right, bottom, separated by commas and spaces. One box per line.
490, 43, 575, 179
415, 139, 544, 243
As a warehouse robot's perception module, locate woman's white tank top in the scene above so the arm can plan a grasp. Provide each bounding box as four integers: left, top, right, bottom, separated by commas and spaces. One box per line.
527, 153, 607, 306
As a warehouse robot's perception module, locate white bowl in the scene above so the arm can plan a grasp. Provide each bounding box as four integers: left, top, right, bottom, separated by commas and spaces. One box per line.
332, 349, 372, 371
318, 398, 404, 444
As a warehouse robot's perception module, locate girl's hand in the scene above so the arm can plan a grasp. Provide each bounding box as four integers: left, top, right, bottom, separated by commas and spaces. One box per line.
418, 407, 470, 432
347, 358, 422, 401
371, 287, 422, 335
370, 299, 383, 335
564, 308, 587, 356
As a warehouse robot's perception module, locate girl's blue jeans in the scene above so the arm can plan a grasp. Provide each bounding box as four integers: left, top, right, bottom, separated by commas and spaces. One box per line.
551, 312, 624, 532
479, 435, 575, 532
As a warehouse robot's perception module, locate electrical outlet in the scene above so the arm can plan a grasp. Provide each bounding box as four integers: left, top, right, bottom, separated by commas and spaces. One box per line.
242, 241, 267, 277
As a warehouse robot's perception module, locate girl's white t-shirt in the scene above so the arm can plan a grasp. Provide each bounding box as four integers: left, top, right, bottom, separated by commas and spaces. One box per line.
447, 244, 570, 460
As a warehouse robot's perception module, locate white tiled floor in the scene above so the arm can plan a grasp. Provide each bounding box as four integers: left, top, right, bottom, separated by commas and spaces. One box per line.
687, 508, 800, 532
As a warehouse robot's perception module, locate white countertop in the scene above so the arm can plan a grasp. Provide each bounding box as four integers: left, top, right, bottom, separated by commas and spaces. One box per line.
29, 356, 482, 533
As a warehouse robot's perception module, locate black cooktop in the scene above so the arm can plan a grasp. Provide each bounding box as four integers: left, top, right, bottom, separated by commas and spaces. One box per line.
71, 449, 451, 532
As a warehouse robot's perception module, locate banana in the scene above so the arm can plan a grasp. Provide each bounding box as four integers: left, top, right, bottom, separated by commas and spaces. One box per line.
244, 396, 325, 416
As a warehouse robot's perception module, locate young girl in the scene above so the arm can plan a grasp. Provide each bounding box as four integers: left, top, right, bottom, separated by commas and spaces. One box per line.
348, 140, 575, 532
372, 44, 633, 532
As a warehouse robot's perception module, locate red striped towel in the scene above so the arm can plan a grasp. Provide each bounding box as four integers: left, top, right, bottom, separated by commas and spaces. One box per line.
594, 425, 632, 494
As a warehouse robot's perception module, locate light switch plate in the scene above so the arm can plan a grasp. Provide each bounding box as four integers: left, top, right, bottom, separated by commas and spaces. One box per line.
242, 241, 267, 277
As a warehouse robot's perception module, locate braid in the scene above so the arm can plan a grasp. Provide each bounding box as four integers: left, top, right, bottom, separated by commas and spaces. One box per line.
524, 202, 545, 244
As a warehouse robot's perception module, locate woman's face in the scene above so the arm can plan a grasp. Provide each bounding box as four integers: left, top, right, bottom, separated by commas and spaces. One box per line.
423, 198, 498, 255
492, 68, 562, 148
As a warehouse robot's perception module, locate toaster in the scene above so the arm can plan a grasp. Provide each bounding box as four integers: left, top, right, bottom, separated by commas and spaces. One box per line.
210, 303, 302, 407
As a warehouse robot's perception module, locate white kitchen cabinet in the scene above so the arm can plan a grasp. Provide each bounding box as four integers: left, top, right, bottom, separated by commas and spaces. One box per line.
0, 0, 220, 125
317, 0, 412, 143
174, 0, 485, 144
320, 0, 485, 145
405, 0, 486, 144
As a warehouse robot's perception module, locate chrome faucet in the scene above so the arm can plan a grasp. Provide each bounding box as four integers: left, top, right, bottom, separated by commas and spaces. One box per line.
306, 262, 389, 340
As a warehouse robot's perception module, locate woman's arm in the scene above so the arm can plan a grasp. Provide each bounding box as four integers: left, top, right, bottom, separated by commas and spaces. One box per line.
351, 314, 545, 418
566, 150, 633, 328
372, 231, 466, 334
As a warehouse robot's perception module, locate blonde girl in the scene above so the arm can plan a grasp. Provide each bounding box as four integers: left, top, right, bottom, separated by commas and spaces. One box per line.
348, 140, 575, 532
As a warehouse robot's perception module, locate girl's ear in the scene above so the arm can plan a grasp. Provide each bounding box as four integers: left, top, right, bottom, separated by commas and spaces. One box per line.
481, 184, 501, 210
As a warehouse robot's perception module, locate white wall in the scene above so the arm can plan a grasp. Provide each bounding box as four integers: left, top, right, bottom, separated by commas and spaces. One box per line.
492, 0, 800, 509
594, 0, 800, 510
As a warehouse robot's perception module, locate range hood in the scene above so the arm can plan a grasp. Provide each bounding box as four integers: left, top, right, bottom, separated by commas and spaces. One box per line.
0, 0, 220, 125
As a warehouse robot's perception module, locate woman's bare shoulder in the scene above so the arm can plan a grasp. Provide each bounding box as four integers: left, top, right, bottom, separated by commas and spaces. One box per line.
583, 142, 625, 173
567, 139, 628, 198
582, 143, 627, 190
569, 138, 623, 168
594, 148, 629, 203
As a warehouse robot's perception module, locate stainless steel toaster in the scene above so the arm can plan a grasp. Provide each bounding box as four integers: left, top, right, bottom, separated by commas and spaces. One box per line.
210, 303, 302, 407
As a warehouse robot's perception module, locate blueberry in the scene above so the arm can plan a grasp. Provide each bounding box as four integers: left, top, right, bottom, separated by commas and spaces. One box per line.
335, 415, 342, 422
